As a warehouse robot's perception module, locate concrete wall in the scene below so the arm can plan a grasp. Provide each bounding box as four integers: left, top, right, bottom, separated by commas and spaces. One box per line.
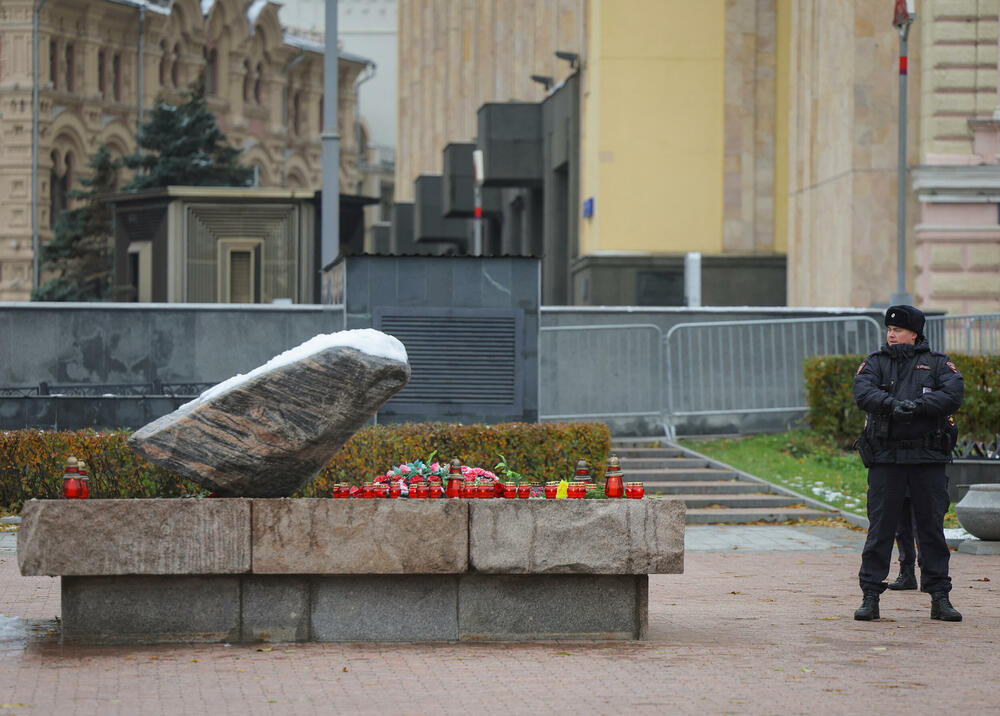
0, 303, 346, 389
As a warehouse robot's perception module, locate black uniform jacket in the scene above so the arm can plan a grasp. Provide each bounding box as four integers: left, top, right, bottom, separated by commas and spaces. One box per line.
853, 338, 964, 464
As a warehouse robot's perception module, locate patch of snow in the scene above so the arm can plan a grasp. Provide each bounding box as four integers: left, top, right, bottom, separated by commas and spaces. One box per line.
186, 329, 407, 407
944, 527, 976, 541
0, 614, 27, 642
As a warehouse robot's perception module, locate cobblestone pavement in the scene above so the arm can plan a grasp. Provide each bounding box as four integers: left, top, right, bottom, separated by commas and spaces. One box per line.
1, 526, 998, 716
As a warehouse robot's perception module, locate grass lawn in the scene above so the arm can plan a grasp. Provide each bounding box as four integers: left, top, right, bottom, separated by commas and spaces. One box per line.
677, 430, 959, 528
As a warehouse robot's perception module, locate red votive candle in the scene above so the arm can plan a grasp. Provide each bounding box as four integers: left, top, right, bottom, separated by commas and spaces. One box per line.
517, 484, 531, 499
389, 483, 402, 498
413, 483, 429, 499
362, 483, 374, 498
544, 482, 558, 499
62, 476, 81, 499
477, 482, 494, 499
429, 484, 443, 499
503, 482, 517, 499
374, 483, 388, 498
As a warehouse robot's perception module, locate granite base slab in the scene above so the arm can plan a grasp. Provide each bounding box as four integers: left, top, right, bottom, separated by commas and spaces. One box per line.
61, 576, 242, 644
957, 539, 1000, 555
58, 574, 648, 643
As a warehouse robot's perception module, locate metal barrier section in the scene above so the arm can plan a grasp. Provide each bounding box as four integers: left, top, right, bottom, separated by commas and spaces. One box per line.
663, 316, 883, 436
539, 324, 663, 422
925, 314, 1000, 355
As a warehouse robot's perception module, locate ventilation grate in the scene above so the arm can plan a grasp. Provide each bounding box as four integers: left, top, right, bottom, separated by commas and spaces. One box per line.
375, 310, 521, 407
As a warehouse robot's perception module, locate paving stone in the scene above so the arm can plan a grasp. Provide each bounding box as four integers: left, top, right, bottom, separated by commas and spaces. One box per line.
468, 499, 684, 574
61, 575, 241, 644
311, 575, 459, 641
17, 499, 251, 576
252, 499, 469, 574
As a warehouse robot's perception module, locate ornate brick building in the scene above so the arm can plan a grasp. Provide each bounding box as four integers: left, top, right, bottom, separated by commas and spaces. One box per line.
0, 0, 369, 301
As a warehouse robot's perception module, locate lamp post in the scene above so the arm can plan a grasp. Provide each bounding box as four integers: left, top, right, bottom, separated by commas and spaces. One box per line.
891, 0, 916, 305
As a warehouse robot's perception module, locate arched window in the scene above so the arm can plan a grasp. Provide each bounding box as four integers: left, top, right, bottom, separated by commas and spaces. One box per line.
49, 151, 71, 229
242, 60, 252, 102
318, 94, 323, 132
97, 50, 106, 98
205, 47, 218, 95
112, 54, 121, 101
253, 62, 263, 104
171, 43, 181, 87
159, 41, 168, 86
64, 43, 74, 92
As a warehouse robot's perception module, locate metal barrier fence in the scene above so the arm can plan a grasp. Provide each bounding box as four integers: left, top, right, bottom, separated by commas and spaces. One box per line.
663, 316, 883, 435
0, 382, 215, 398
538, 324, 663, 422
925, 314, 1000, 355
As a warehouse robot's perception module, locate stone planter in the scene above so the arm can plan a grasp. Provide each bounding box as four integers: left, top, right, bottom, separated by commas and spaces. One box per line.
18, 497, 685, 644
954, 484, 1000, 541
946, 460, 1000, 504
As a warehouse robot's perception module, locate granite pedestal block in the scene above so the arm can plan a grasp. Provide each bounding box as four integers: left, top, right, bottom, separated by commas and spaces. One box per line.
61, 576, 242, 644
19, 497, 684, 644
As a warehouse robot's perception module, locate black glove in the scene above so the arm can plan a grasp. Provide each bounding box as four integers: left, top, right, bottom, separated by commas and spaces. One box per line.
892, 399, 918, 422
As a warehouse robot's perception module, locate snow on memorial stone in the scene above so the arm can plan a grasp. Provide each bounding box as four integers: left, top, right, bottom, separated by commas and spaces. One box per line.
128, 329, 410, 497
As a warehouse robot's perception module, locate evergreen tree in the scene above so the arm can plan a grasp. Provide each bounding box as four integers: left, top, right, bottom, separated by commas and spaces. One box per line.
121, 72, 254, 189
32, 146, 117, 301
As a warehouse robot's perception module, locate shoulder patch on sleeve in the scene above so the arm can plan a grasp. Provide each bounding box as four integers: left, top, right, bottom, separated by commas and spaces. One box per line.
946, 360, 959, 373
856, 361, 866, 375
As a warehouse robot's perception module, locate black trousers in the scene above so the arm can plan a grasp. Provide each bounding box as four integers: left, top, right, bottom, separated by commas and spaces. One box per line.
895, 495, 919, 568
859, 463, 951, 594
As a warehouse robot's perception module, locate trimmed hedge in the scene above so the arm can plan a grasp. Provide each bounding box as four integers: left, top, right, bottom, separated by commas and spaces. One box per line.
804, 353, 1000, 446
302, 421, 611, 497
0, 422, 611, 511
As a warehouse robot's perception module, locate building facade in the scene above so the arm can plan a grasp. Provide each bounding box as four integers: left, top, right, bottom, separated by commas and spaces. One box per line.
395, 0, 999, 311
0, 0, 369, 301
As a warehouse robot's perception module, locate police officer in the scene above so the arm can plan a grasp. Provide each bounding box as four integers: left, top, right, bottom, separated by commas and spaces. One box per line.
853, 305, 963, 622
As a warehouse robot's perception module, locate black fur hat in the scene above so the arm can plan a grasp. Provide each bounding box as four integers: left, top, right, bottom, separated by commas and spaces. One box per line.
884, 305, 925, 336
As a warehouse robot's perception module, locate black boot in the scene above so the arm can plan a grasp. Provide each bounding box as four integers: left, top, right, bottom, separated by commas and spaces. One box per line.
930, 592, 962, 622
887, 564, 917, 590
854, 590, 880, 621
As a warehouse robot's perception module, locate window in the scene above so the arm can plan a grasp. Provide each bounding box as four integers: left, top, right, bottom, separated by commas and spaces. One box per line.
379, 181, 394, 222
293, 91, 301, 135
229, 251, 253, 302
112, 54, 121, 101
64, 43, 74, 92
205, 48, 217, 94
97, 50, 106, 98
171, 43, 180, 87
242, 60, 251, 102
127, 242, 153, 302
217, 240, 261, 303
253, 62, 262, 104
49, 39, 57, 87
318, 94, 323, 131
49, 151, 71, 229
158, 41, 168, 86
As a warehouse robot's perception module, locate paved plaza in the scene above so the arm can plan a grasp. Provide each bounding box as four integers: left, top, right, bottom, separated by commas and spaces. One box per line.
1, 523, 998, 715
